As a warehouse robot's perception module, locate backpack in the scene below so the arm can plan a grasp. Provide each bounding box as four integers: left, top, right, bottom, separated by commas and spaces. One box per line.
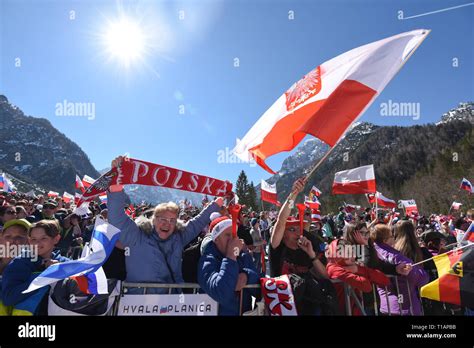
48, 278, 120, 316
288, 273, 341, 315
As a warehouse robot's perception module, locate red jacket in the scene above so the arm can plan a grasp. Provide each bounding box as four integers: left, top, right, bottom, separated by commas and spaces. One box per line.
327, 262, 390, 315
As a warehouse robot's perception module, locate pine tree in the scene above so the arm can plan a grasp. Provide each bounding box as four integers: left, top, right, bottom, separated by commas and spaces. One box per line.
235, 170, 250, 207
247, 181, 258, 212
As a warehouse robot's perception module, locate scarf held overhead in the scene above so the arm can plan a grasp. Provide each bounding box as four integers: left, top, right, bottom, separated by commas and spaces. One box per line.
80, 158, 233, 201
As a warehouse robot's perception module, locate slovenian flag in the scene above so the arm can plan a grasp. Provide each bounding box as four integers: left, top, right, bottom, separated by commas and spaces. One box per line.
23, 217, 120, 294
332, 165, 376, 194
460, 178, 473, 194
233, 30, 429, 173
0, 174, 4, 190
99, 194, 107, 205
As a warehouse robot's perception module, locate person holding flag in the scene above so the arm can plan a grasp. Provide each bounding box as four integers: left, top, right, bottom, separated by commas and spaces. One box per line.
107, 156, 225, 294
1, 220, 69, 315
269, 178, 328, 279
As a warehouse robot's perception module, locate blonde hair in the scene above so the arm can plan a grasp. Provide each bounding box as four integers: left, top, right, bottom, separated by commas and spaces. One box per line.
153, 202, 179, 217
393, 220, 423, 263
370, 224, 392, 244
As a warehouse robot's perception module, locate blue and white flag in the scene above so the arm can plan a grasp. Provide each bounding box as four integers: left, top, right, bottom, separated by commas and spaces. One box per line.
23, 217, 120, 294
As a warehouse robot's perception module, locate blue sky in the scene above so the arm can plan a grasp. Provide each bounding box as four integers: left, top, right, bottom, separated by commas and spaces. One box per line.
1, 0, 473, 186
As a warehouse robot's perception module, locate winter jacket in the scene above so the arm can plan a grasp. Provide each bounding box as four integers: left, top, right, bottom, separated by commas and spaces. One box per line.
1, 250, 69, 313
374, 242, 429, 315
327, 261, 390, 316
198, 242, 259, 315
107, 190, 219, 294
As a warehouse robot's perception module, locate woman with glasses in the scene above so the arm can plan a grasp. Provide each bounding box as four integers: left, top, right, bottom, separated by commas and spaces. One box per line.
107, 156, 224, 294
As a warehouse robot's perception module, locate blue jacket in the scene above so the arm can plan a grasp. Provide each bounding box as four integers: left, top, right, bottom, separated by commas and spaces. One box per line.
198, 242, 259, 316
107, 190, 220, 294
1, 251, 69, 310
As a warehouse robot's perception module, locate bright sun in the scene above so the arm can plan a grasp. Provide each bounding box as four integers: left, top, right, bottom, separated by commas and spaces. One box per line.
103, 17, 146, 68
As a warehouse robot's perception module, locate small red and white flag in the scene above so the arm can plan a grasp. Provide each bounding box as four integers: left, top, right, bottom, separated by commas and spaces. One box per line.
82, 175, 96, 189
311, 209, 321, 222
367, 192, 397, 208
304, 195, 320, 210
125, 204, 135, 218
310, 185, 322, 197
47, 191, 59, 198
451, 202, 462, 210
333, 165, 376, 195
74, 192, 82, 205
75, 174, 85, 193
233, 30, 429, 173
344, 203, 361, 213
261, 179, 281, 206
62, 192, 74, 203
398, 199, 418, 216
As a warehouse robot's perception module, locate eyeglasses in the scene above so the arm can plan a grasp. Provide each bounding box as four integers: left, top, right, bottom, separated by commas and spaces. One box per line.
155, 216, 177, 225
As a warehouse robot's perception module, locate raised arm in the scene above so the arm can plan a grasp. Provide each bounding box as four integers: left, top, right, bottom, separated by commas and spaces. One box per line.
270, 178, 305, 249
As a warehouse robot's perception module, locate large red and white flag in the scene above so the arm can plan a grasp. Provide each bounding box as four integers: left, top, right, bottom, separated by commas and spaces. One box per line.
367, 192, 397, 208
75, 174, 85, 193
333, 164, 376, 194
399, 199, 418, 216
82, 175, 96, 189
261, 180, 281, 206
233, 30, 429, 173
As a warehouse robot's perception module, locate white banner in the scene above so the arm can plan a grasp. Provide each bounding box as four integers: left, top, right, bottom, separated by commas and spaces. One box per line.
117, 294, 218, 316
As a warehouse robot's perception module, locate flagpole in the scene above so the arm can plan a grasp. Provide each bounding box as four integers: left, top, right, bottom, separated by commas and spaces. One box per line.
410, 243, 472, 267
303, 30, 431, 185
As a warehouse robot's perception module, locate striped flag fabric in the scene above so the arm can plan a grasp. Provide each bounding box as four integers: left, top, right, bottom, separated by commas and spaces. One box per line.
233, 29, 429, 173
332, 165, 376, 194
82, 175, 96, 189
367, 192, 397, 208
75, 174, 85, 193
311, 209, 321, 222
47, 191, 59, 198
462, 221, 474, 243
304, 195, 320, 209
23, 217, 120, 294
420, 245, 473, 308
1, 174, 16, 192
261, 179, 281, 206
74, 192, 82, 205
344, 203, 361, 213
62, 192, 74, 203
310, 185, 322, 197
398, 199, 418, 216
0, 174, 4, 190
451, 202, 462, 210
99, 194, 108, 205
460, 178, 473, 194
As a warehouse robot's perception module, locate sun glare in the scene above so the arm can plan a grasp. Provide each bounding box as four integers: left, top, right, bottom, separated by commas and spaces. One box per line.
103, 17, 146, 68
